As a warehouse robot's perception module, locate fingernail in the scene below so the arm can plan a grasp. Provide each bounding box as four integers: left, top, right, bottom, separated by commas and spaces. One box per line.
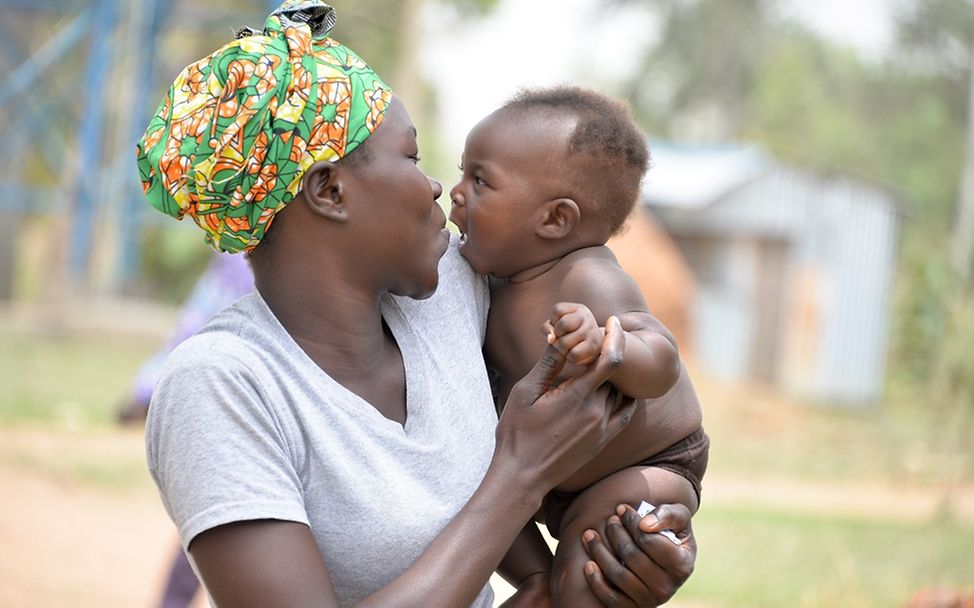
584, 561, 597, 576
616, 504, 627, 517
608, 515, 621, 526
583, 530, 597, 543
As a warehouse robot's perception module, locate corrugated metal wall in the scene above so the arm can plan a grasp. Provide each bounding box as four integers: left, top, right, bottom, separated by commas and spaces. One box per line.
650, 166, 900, 405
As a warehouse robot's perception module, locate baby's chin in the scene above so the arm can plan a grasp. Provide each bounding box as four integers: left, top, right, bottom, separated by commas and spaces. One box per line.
456, 234, 486, 275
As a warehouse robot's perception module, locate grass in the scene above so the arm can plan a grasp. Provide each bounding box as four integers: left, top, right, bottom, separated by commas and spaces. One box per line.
682, 504, 974, 607
697, 379, 973, 487
0, 330, 156, 428
2, 328, 972, 605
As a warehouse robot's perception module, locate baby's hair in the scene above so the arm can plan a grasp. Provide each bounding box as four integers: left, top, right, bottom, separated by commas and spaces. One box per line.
501, 86, 649, 237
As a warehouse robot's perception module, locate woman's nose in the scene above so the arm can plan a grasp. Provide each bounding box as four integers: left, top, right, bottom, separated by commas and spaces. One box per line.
428, 176, 443, 200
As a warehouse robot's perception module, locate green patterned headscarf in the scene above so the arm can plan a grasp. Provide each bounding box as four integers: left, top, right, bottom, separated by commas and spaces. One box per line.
136, 1, 392, 253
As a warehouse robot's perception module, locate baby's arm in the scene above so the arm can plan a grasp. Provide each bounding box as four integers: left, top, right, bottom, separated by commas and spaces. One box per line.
547, 265, 681, 399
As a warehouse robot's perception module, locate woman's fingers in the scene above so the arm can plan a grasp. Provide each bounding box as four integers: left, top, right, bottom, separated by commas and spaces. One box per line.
602, 512, 674, 601
619, 504, 696, 582
509, 344, 568, 404
583, 528, 656, 606
584, 560, 634, 608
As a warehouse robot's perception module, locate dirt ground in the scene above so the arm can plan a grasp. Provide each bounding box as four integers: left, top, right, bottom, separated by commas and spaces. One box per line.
2, 424, 972, 608
0, 429, 187, 608
0, 426, 523, 607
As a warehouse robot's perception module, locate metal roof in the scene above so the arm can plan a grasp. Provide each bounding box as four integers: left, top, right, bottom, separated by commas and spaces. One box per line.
643, 141, 771, 209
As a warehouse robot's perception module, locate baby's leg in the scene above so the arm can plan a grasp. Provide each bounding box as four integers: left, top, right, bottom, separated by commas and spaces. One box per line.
549, 466, 698, 608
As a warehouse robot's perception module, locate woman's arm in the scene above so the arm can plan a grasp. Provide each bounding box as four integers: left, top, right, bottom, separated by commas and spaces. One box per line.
495, 523, 553, 607
188, 318, 635, 607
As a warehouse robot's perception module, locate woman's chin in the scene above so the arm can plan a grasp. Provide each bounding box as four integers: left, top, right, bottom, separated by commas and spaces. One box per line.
403, 273, 440, 300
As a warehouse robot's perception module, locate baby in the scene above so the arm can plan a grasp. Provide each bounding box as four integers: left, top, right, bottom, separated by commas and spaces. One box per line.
449, 87, 709, 605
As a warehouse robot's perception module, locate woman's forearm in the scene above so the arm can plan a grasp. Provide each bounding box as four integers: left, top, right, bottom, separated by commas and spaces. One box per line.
359, 461, 544, 607
363, 321, 631, 606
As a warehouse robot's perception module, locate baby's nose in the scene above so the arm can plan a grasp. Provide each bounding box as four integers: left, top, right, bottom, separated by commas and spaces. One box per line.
449, 184, 464, 207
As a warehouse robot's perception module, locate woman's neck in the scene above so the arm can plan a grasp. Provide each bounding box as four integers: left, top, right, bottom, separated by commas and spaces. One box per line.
255, 264, 392, 379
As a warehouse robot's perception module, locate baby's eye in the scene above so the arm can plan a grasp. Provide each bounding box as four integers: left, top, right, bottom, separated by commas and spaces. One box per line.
474, 175, 487, 187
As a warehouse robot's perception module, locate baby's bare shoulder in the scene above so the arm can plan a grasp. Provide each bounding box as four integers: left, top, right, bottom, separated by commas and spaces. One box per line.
556, 246, 641, 305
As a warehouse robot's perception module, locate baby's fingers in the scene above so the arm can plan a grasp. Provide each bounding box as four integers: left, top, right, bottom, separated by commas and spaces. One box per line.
566, 340, 600, 365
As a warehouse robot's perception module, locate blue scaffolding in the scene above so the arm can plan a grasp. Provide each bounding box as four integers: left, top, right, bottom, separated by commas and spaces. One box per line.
0, 0, 278, 292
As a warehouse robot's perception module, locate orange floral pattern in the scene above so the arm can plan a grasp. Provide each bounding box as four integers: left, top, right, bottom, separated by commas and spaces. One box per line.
136, 0, 391, 253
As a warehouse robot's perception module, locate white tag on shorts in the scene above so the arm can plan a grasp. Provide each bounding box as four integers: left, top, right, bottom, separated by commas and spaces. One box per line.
636, 501, 682, 545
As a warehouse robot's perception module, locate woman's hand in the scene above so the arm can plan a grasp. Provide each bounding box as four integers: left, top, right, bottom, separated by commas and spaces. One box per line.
498, 571, 552, 608
495, 316, 637, 497
582, 503, 696, 607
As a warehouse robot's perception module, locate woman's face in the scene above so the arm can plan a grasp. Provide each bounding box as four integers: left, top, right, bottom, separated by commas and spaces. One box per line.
345, 97, 449, 299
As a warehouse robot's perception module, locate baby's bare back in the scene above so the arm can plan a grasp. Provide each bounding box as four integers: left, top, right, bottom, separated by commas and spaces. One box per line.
487, 247, 702, 492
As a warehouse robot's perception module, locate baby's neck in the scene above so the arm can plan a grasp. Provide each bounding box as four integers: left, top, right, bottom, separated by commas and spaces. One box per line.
506, 257, 562, 284
503, 243, 608, 285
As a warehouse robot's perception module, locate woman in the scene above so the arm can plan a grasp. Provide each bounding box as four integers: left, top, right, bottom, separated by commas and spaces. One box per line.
136, 2, 696, 606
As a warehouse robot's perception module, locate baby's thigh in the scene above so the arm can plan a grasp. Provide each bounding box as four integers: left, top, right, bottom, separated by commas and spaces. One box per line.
550, 466, 698, 608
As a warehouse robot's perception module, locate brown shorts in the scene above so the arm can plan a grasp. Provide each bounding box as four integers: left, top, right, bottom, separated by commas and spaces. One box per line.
542, 427, 710, 538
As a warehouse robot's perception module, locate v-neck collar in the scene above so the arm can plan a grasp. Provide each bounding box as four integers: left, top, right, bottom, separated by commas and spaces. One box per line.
253, 289, 426, 436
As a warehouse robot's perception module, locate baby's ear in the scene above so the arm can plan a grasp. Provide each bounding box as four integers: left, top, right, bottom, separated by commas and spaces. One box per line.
535, 198, 580, 239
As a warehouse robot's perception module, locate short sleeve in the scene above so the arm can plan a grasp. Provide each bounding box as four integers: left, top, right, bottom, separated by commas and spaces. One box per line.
145, 339, 308, 550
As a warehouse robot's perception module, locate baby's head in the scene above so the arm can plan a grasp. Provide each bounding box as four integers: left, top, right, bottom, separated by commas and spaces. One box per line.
449, 86, 648, 278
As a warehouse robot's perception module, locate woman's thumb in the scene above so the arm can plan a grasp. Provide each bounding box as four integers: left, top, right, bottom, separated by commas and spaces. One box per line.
512, 345, 567, 404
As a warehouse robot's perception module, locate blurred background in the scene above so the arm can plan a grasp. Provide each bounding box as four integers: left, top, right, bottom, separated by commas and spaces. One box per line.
1, 0, 972, 606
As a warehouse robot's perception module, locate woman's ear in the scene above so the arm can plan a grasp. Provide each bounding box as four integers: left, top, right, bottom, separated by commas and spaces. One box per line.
300, 160, 347, 222
535, 198, 580, 239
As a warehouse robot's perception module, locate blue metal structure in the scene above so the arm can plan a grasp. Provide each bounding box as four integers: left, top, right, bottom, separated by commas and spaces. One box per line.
115, 0, 170, 283
69, 0, 117, 279
0, 0, 273, 292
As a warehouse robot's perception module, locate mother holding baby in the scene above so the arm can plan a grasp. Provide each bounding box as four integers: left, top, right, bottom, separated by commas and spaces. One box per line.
137, 1, 696, 605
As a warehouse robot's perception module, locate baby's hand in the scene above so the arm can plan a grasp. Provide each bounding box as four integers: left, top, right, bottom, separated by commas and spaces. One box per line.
543, 302, 605, 366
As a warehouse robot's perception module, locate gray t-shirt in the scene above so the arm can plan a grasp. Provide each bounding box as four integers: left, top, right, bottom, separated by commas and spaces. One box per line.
146, 241, 497, 607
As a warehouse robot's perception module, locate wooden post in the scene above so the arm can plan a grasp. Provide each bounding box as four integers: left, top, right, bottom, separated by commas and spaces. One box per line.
951, 43, 974, 285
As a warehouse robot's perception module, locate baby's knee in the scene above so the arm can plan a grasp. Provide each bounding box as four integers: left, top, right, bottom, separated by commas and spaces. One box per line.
550, 530, 602, 608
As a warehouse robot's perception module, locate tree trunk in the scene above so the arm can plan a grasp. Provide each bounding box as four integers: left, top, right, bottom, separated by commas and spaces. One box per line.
951, 43, 974, 285
393, 0, 424, 113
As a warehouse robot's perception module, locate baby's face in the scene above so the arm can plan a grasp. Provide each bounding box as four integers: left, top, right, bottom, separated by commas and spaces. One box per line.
448, 109, 573, 278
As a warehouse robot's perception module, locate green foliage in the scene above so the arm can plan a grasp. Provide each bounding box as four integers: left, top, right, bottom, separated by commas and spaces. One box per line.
616, 0, 974, 415
136, 225, 212, 303
896, 0, 974, 79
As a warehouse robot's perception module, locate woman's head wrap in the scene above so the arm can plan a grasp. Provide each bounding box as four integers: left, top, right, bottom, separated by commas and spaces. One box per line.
136, 1, 392, 253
